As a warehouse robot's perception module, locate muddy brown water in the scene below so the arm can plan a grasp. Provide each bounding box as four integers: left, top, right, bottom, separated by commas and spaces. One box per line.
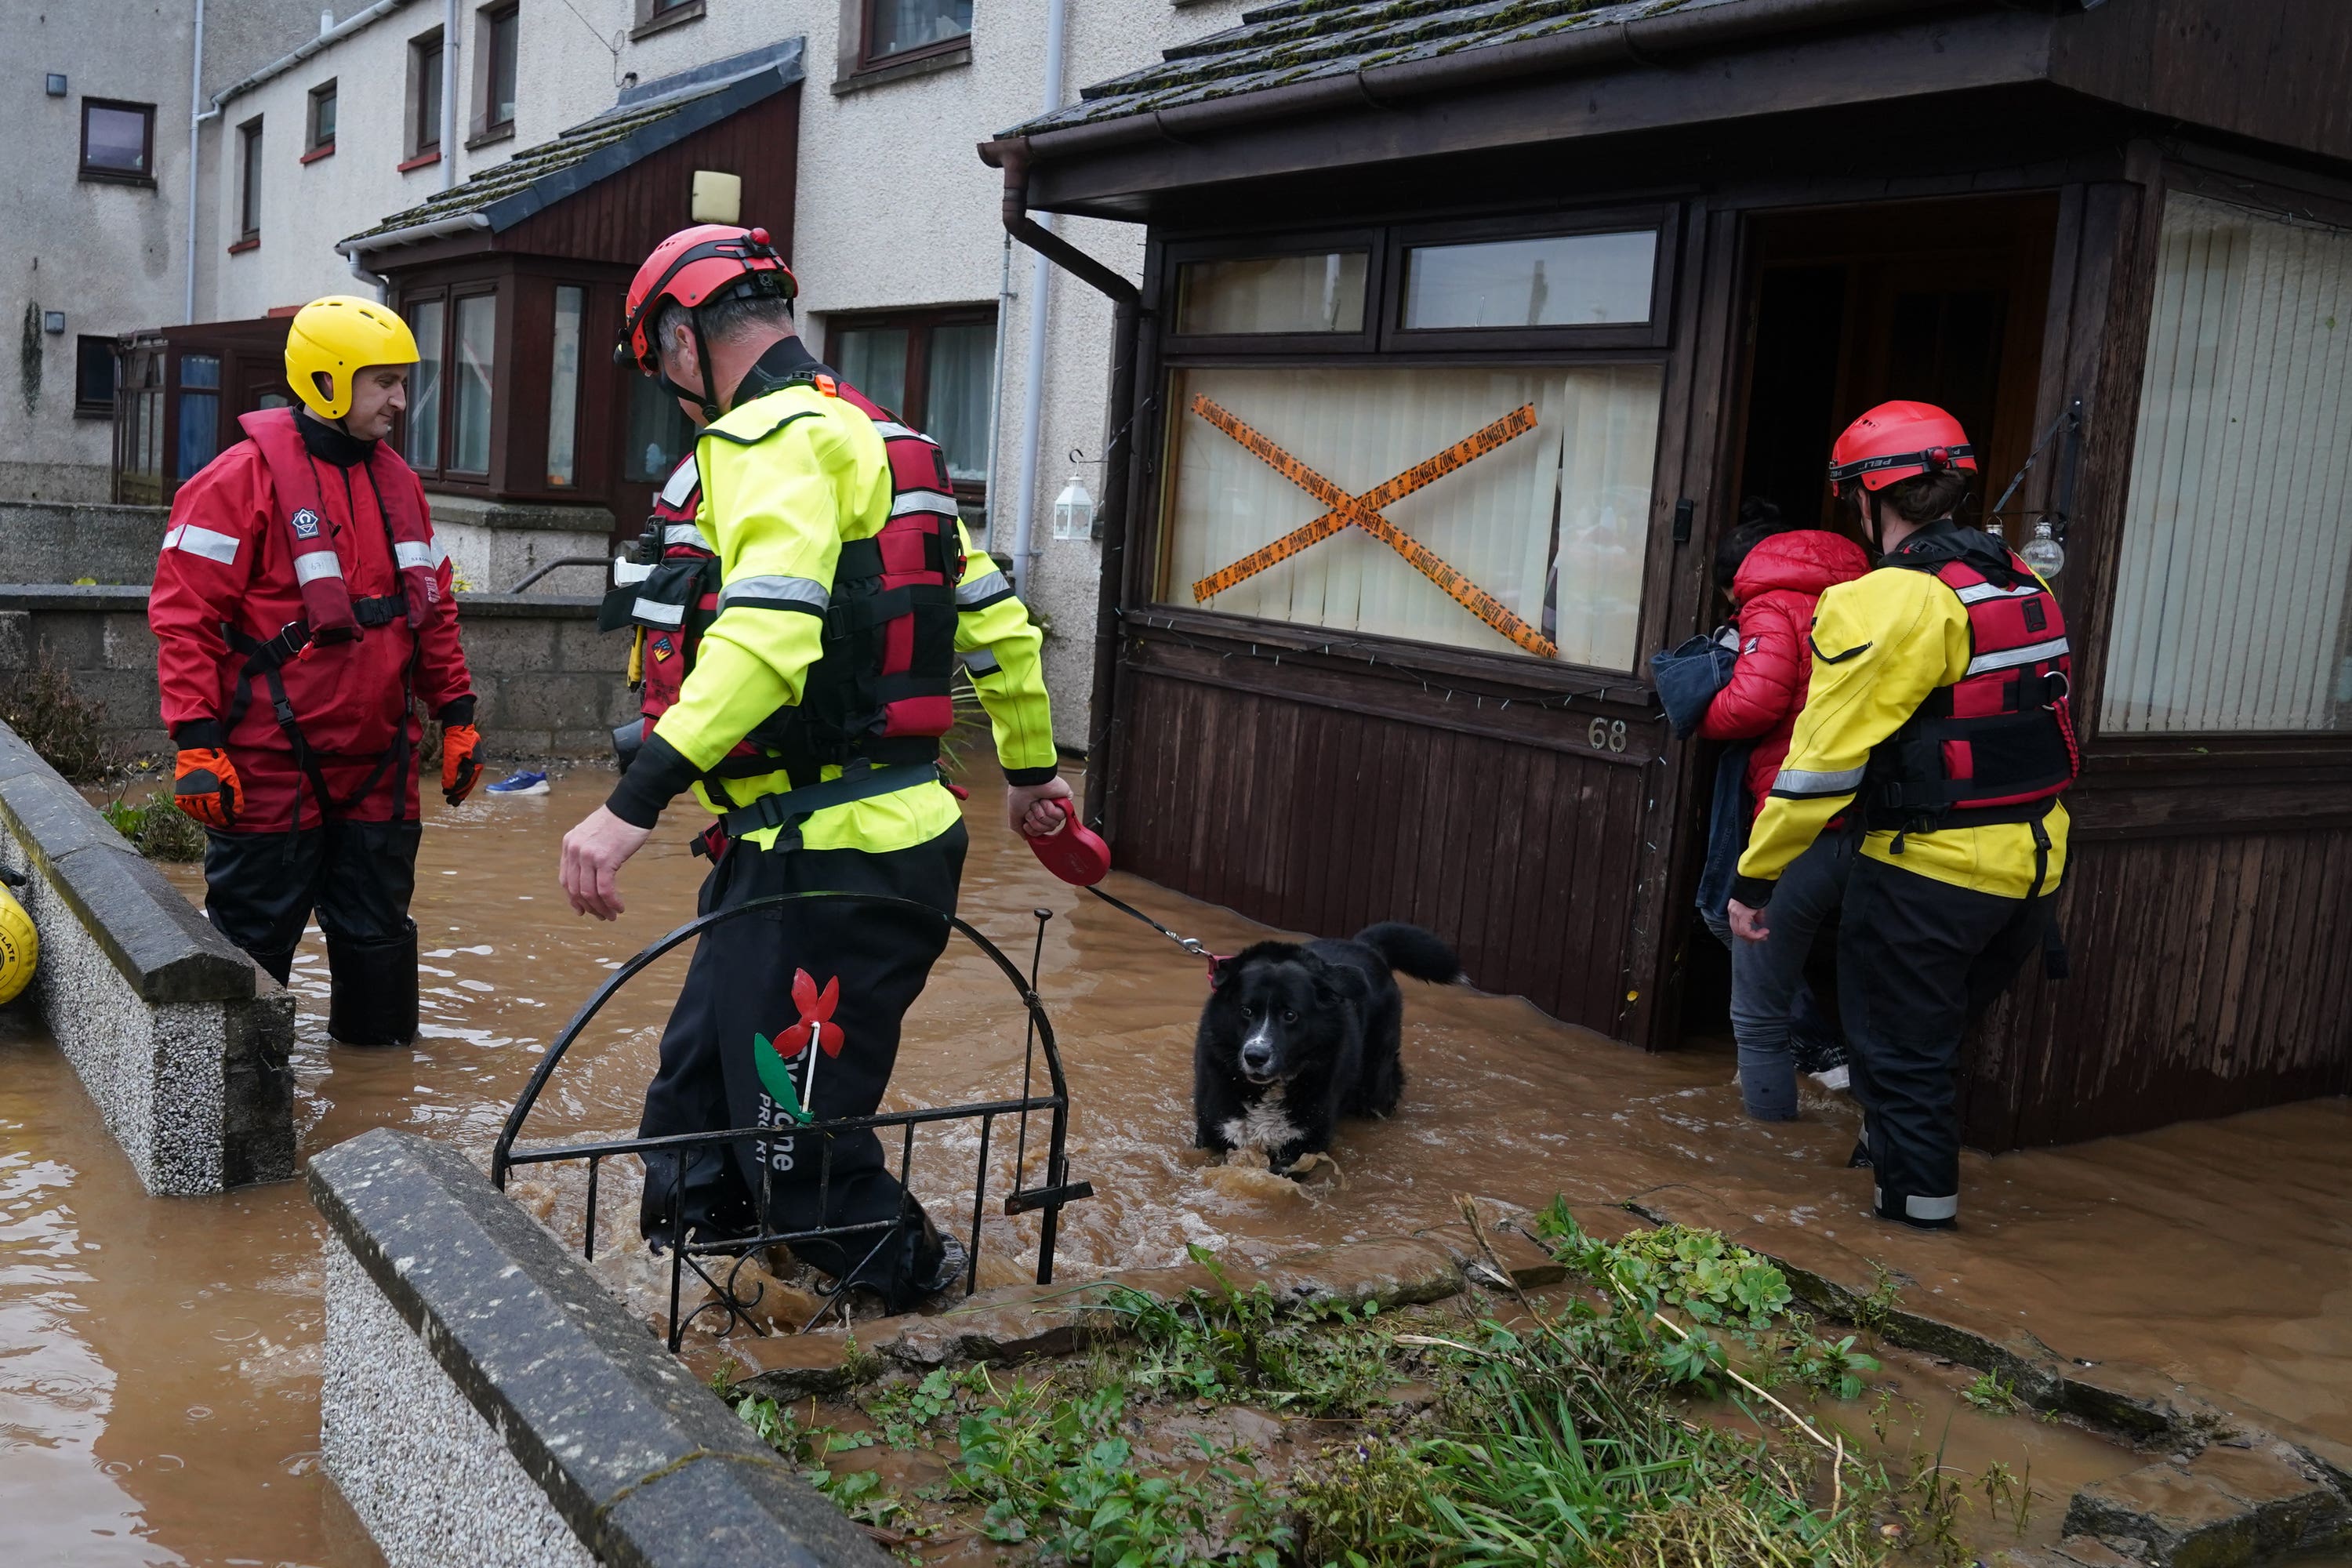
5, 770, 2349, 1563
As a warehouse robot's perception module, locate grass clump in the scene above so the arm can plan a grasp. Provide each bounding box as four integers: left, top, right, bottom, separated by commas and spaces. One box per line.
2, 648, 120, 782
101, 792, 207, 861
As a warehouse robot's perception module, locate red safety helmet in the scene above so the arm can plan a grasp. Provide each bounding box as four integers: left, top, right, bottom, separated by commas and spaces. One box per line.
1828, 401, 1977, 494
615, 223, 797, 376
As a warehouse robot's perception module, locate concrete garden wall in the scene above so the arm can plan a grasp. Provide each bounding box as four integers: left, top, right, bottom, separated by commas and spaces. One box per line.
0, 584, 638, 762
310, 1127, 887, 1568
0, 720, 294, 1193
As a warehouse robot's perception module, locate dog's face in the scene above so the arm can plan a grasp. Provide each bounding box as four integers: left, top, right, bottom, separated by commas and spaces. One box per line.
1210, 948, 1338, 1086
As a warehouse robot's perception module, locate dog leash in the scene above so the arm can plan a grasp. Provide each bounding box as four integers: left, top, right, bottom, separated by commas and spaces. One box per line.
1083, 884, 1229, 975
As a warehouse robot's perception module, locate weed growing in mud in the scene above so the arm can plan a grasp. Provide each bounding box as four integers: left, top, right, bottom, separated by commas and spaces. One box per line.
1855, 1261, 1905, 1341
100, 793, 206, 861
734, 1393, 909, 1533
1962, 1371, 2021, 1416
2, 648, 120, 782
1098, 1246, 1393, 1417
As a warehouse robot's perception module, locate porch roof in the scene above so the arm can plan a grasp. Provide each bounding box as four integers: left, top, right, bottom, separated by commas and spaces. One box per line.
341, 38, 804, 256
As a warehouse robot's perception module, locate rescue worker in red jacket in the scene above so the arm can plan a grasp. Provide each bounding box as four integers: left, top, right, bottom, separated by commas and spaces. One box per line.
1698, 520, 1870, 1120
561, 227, 1066, 1309
1729, 401, 2077, 1229
150, 296, 481, 1044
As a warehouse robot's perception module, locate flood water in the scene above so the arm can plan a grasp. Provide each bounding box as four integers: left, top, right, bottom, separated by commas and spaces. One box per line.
4, 769, 2349, 1563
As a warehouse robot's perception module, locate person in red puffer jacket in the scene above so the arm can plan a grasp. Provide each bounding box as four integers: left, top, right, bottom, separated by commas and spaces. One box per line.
1699, 515, 1870, 1120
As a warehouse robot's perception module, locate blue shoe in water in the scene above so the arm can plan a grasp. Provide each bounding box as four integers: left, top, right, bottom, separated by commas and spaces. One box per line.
485, 769, 550, 796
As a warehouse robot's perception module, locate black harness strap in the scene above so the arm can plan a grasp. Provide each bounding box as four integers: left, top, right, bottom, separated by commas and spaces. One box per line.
223, 612, 416, 848
716, 761, 943, 853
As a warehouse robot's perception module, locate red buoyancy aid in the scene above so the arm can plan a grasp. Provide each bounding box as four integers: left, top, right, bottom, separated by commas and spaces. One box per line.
601, 368, 965, 782
1864, 527, 2080, 832
238, 408, 442, 641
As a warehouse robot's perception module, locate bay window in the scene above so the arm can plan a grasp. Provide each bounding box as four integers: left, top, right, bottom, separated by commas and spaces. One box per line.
829, 307, 997, 517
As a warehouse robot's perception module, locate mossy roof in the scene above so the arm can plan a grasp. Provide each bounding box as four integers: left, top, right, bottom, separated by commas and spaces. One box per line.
1004, 0, 1733, 136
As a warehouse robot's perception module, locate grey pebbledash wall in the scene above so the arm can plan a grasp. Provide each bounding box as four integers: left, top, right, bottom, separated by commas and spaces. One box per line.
310, 1128, 888, 1568
0, 585, 637, 761
0, 721, 294, 1193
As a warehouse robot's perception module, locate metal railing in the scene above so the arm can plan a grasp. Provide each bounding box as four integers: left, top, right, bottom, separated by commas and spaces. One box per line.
505, 557, 612, 593
492, 894, 1091, 1350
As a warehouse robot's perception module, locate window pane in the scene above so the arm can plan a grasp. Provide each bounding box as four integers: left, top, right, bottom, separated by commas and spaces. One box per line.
313, 87, 336, 147
240, 125, 263, 234
545, 286, 583, 487
180, 353, 220, 390
1178, 253, 1368, 336
833, 327, 908, 416
177, 401, 220, 478
1161, 365, 1661, 669
2103, 194, 2352, 733
927, 321, 995, 483
405, 298, 445, 468
450, 294, 495, 473
76, 336, 115, 408
870, 0, 971, 57
626, 373, 695, 484
1403, 230, 1657, 330
84, 105, 147, 172
418, 43, 444, 148
488, 13, 519, 125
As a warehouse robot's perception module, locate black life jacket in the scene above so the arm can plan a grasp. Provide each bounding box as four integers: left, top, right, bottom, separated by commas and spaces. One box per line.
1862, 526, 2080, 833
599, 366, 964, 786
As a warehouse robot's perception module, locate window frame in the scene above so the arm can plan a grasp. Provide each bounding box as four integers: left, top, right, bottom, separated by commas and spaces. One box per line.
78, 97, 155, 185
236, 117, 264, 242
826, 303, 999, 512
74, 335, 118, 418
306, 80, 337, 158
478, 2, 521, 139
408, 30, 446, 161
633, 0, 705, 37
394, 281, 503, 485
858, 0, 974, 72
1146, 211, 1680, 684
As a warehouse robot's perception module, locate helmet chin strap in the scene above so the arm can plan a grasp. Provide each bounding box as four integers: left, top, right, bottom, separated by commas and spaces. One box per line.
656, 308, 726, 423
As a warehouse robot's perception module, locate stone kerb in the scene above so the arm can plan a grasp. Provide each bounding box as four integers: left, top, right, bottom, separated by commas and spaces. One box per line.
0, 720, 294, 1193
309, 1127, 889, 1568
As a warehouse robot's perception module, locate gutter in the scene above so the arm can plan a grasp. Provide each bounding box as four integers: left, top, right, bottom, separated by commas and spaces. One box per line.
982, 0, 1960, 172
337, 210, 492, 260
993, 142, 1142, 833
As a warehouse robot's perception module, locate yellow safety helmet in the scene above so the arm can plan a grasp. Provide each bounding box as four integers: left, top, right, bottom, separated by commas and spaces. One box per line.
285, 295, 419, 422
0, 882, 36, 1007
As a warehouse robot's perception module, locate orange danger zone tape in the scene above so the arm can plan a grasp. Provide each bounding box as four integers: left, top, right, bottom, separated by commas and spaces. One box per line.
1188, 397, 1555, 659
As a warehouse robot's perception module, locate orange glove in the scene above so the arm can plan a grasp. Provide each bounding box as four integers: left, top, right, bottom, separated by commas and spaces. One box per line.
441, 723, 483, 805
172, 748, 242, 829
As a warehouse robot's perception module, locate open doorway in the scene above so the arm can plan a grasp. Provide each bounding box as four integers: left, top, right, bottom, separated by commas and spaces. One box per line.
1677, 193, 2058, 1044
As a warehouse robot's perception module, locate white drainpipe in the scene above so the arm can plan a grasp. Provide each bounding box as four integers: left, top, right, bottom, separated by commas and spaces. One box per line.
1007, 0, 1069, 592
441, 0, 459, 191
183, 0, 212, 323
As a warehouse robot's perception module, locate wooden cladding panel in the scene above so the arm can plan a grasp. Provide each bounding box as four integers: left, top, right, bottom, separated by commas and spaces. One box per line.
1963, 825, 2352, 1152
1114, 666, 1648, 1036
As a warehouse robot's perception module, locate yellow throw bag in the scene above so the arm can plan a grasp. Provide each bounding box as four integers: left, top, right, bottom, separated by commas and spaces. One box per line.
0, 884, 38, 1006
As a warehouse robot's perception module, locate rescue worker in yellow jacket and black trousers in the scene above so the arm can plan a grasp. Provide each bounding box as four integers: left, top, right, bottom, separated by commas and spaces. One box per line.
1728, 401, 2077, 1232
561, 227, 1066, 1308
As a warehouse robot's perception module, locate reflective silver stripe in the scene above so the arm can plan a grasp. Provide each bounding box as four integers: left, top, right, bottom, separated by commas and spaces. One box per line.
956, 569, 1011, 607
1770, 764, 1865, 797
891, 488, 960, 517
394, 539, 445, 572
632, 597, 686, 627
293, 550, 344, 584
871, 421, 920, 441
612, 558, 655, 586
165, 522, 240, 564
1965, 637, 2070, 677
717, 574, 829, 613
658, 457, 699, 508
663, 521, 712, 550
1906, 1192, 1959, 1221
1954, 580, 2040, 604
960, 648, 1002, 677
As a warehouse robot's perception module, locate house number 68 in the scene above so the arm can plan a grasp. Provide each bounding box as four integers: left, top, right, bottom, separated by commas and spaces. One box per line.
1588, 718, 1627, 753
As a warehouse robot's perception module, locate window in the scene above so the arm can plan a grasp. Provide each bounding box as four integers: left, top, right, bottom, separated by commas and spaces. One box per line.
1178, 252, 1368, 336
829, 307, 997, 503
74, 336, 117, 416
863, 0, 972, 65
405, 297, 446, 469
307, 81, 337, 154
2103, 191, 2352, 734
237, 119, 263, 241
626, 374, 695, 485
410, 31, 445, 158
481, 5, 520, 133
450, 294, 496, 473
80, 99, 154, 182
1401, 230, 1657, 330
545, 286, 583, 487
176, 354, 222, 481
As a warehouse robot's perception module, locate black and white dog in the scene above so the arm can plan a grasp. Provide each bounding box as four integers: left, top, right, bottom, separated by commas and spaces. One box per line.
1193, 923, 1461, 1173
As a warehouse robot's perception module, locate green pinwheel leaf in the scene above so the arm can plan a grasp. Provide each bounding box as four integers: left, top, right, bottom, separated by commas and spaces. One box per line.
753, 1033, 809, 1123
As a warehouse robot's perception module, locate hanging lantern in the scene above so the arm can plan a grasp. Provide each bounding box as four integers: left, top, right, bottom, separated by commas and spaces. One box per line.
2020, 517, 2067, 577
1052, 474, 1095, 542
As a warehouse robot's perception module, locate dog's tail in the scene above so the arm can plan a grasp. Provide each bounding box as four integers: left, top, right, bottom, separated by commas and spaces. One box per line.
1353, 923, 1463, 985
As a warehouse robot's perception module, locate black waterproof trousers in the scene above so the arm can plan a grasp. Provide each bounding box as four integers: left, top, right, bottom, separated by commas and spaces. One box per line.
636, 820, 967, 1310
203, 821, 421, 1044
1837, 855, 2049, 1229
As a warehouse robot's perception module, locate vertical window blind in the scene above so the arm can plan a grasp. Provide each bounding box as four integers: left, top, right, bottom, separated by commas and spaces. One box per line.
1160, 365, 1661, 670
2104, 192, 2352, 733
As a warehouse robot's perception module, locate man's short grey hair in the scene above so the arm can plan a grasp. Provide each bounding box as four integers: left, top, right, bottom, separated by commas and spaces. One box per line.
655, 291, 794, 353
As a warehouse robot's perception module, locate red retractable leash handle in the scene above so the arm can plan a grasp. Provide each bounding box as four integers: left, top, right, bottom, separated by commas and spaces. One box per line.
1024, 797, 1112, 887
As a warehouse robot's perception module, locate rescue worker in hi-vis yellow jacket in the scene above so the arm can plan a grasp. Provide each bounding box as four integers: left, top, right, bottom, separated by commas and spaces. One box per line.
1728, 401, 2078, 1232
559, 227, 1066, 1309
